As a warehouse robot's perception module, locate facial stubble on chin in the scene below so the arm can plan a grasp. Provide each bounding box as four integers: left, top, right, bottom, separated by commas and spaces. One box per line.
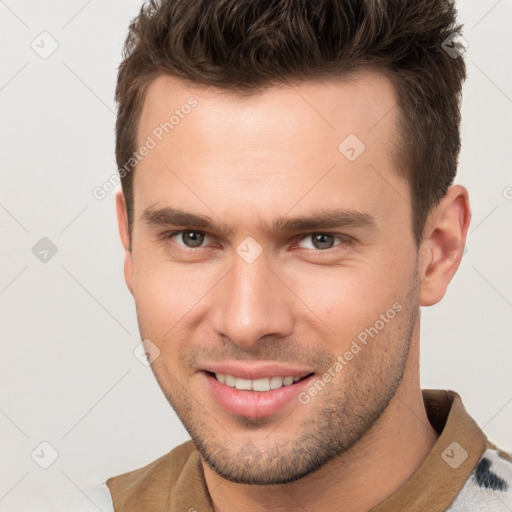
145, 296, 416, 486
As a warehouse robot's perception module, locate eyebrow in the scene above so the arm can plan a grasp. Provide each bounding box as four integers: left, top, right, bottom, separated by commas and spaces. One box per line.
141, 206, 376, 236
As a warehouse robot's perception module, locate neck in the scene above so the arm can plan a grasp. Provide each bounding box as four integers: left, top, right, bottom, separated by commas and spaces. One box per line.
202, 337, 439, 512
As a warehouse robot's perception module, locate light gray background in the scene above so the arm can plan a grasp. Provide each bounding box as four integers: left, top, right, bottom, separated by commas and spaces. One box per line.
1, 0, 511, 509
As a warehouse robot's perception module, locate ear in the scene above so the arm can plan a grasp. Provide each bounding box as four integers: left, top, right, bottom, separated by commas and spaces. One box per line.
115, 189, 134, 295
418, 185, 471, 307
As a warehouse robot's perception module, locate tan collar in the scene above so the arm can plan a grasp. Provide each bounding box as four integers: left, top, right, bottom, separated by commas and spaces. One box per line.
370, 389, 488, 511
107, 389, 488, 512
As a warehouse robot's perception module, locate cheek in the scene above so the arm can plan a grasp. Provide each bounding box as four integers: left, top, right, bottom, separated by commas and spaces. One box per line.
131, 255, 216, 337
285, 255, 413, 338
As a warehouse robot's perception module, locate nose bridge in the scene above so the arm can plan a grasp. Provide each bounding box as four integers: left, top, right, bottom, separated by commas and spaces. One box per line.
211, 248, 293, 347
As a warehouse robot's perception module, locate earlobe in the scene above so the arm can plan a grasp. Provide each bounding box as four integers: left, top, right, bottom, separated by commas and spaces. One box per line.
418, 185, 471, 307
115, 189, 134, 295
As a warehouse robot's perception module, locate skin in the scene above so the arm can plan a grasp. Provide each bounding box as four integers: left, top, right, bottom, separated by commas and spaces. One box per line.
116, 70, 471, 512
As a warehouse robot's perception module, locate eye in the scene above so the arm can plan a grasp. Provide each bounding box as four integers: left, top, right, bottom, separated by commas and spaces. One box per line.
166, 230, 209, 248
297, 233, 347, 251
162, 230, 351, 253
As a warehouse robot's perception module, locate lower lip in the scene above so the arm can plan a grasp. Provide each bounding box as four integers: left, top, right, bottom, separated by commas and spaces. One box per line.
203, 371, 314, 418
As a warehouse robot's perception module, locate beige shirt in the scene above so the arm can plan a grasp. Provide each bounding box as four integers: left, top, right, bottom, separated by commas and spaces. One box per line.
106, 389, 512, 511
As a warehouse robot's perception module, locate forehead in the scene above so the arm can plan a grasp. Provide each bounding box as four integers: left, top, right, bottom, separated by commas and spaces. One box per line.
133, 70, 407, 235
138, 70, 399, 160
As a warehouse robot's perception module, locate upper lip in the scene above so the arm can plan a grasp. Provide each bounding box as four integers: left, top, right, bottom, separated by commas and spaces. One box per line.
202, 361, 315, 380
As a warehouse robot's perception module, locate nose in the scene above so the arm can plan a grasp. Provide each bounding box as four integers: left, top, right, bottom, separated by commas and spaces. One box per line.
210, 248, 295, 349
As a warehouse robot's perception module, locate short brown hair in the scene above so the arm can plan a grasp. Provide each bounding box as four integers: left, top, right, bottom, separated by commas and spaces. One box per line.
115, 0, 466, 245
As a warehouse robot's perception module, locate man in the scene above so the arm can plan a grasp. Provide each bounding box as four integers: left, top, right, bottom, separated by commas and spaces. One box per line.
103, 0, 512, 510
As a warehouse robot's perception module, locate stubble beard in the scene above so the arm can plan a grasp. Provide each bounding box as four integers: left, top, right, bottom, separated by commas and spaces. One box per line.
145, 295, 417, 485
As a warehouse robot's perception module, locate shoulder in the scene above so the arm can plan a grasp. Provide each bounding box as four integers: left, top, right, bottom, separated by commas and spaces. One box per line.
447, 443, 512, 511
106, 439, 196, 487
105, 439, 197, 509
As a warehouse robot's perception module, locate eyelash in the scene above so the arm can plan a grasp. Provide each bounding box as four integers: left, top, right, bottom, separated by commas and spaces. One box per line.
161, 230, 352, 253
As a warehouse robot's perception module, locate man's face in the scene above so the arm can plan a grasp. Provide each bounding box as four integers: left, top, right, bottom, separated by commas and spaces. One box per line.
122, 71, 421, 484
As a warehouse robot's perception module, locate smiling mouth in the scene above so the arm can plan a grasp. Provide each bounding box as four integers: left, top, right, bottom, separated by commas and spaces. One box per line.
208, 371, 314, 392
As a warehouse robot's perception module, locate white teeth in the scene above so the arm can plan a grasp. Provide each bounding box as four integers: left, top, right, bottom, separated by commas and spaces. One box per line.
252, 378, 271, 392
235, 377, 252, 390
215, 373, 304, 391
270, 376, 284, 389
